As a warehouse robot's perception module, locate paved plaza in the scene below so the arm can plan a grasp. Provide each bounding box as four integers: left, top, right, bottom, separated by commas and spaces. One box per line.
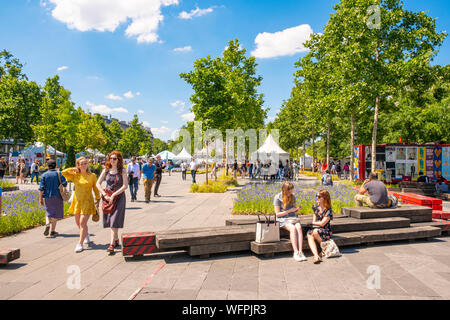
1, 173, 450, 300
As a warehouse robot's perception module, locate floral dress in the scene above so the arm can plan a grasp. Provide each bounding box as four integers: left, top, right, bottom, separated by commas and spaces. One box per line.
308, 206, 333, 241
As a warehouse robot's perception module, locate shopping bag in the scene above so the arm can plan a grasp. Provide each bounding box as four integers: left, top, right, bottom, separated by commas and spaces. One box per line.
320, 239, 341, 258
255, 214, 280, 243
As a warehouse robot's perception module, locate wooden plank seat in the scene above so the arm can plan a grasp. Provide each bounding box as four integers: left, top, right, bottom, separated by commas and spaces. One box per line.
412, 220, 450, 235
341, 205, 432, 222
0, 248, 20, 265
250, 226, 441, 257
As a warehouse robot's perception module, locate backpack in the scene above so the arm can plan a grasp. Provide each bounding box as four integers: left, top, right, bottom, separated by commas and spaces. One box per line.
325, 174, 332, 185
388, 194, 398, 208
336, 164, 341, 172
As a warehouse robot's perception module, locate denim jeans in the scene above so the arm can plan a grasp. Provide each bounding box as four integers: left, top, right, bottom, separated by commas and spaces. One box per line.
191, 170, 197, 184
31, 172, 39, 184
129, 177, 139, 200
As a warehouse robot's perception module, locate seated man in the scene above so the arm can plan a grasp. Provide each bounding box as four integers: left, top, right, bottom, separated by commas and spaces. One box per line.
417, 171, 430, 183
355, 172, 390, 208
436, 177, 449, 194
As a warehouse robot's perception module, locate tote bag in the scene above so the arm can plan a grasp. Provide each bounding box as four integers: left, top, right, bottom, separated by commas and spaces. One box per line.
255, 214, 280, 243
320, 239, 341, 258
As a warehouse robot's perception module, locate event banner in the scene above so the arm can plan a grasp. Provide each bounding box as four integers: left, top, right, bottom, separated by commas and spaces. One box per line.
426, 147, 434, 179
354, 147, 360, 180
443, 147, 450, 179
417, 147, 426, 176
433, 147, 443, 180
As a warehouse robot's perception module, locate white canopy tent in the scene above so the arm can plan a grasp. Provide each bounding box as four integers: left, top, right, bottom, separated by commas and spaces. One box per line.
156, 150, 176, 161
85, 149, 106, 160
20, 142, 65, 158
251, 134, 290, 163
173, 148, 192, 161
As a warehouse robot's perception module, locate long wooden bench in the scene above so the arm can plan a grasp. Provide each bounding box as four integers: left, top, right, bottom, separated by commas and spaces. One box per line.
250, 226, 441, 257
122, 206, 446, 260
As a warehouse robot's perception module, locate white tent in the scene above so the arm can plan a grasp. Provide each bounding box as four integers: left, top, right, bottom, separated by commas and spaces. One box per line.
299, 153, 313, 169
156, 150, 176, 160
173, 148, 192, 161
20, 142, 65, 158
86, 149, 106, 159
251, 134, 289, 163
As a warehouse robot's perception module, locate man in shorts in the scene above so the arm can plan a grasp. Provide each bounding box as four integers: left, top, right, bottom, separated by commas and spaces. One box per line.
355, 172, 390, 208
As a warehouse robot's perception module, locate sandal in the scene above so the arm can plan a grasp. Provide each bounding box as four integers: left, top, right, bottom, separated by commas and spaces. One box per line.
314, 256, 321, 264
44, 224, 50, 236
114, 240, 120, 248
107, 244, 115, 253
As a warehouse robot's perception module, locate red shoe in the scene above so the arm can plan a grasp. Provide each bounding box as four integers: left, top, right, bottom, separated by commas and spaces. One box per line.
107, 244, 115, 253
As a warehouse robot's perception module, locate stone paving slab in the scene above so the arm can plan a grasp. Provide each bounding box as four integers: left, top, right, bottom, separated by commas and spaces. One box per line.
1, 173, 450, 300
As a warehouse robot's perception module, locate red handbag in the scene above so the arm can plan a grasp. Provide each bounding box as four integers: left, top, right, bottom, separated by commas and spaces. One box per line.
102, 173, 119, 214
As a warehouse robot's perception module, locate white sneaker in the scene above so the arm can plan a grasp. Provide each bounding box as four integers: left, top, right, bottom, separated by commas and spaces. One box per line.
294, 252, 307, 262
84, 234, 90, 244
75, 243, 83, 253
298, 252, 307, 262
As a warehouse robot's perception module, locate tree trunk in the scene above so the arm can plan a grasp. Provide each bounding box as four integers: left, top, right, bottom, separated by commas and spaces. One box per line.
205, 143, 209, 185
326, 122, 330, 171
372, 46, 380, 173
303, 141, 306, 171
350, 111, 355, 181
312, 127, 316, 172
372, 96, 380, 173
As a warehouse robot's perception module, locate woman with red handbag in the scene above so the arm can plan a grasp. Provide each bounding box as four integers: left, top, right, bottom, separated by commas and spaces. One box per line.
96, 151, 128, 254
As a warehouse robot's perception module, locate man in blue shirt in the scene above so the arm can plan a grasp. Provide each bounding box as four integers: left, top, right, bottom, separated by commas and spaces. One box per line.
141, 158, 156, 203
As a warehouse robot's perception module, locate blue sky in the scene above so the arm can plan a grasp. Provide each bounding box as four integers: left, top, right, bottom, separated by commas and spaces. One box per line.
1, 0, 449, 141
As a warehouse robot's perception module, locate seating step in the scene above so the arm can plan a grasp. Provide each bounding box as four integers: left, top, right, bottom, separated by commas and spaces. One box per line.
0, 248, 20, 265
250, 226, 441, 256
412, 219, 450, 234
341, 205, 432, 222
225, 214, 349, 226
156, 225, 255, 249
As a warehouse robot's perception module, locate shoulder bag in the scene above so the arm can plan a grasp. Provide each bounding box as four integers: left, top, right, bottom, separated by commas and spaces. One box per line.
102, 172, 119, 214
57, 171, 71, 202
255, 213, 280, 243
320, 239, 341, 258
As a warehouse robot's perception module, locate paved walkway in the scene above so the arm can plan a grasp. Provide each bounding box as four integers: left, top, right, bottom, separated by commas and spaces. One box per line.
1, 173, 450, 300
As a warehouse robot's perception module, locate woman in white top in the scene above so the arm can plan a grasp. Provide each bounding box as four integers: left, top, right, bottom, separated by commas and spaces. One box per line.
274, 182, 306, 261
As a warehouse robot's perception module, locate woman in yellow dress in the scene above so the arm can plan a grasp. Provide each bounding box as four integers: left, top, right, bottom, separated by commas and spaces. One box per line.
62, 157, 100, 253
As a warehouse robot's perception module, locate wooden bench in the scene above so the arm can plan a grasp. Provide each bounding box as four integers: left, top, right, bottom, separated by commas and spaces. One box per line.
341, 205, 432, 222
250, 226, 441, 257
0, 248, 20, 265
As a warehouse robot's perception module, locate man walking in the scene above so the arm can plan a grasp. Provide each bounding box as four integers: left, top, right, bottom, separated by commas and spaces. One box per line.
30, 159, 40, 184
127, 156, 140, 202
141, 158, 156, 203
0, 157, 6, 180
153, 155, 165, 197
190, 157, 198, 184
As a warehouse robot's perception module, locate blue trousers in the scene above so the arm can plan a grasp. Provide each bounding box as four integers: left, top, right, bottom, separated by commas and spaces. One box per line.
31, 172, 39, 184
129, 177, 139, 200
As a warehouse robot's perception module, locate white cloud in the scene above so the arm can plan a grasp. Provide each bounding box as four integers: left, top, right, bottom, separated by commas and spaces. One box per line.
170, 100, 185, 113
57, 66, 68, 72
251, 24, 313, 59
136, 92, 141, 96
138, 110, 145, 114
106, 93, 123, 101
86, 101, 128, 115
152, 126, 171, 134
179, 7, 214, 19
48, 0, 179, 44
124, 91, 134, 99
173, 46, 192, 53
160, 120, 168, 124
181, 112, 195, 122
142, 121, 150, 127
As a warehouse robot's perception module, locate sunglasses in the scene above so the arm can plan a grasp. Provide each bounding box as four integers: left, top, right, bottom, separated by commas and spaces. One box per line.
110, 157, 118, 160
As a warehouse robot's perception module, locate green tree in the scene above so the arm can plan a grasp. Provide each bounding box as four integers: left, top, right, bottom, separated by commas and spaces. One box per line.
118, 115, 151, 158
151, 138, 168, 155
0, 50, 42, 144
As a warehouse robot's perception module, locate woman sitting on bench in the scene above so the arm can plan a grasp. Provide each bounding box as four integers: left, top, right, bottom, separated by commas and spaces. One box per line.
273, 182, 306, 262
307, 190, 333, 264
